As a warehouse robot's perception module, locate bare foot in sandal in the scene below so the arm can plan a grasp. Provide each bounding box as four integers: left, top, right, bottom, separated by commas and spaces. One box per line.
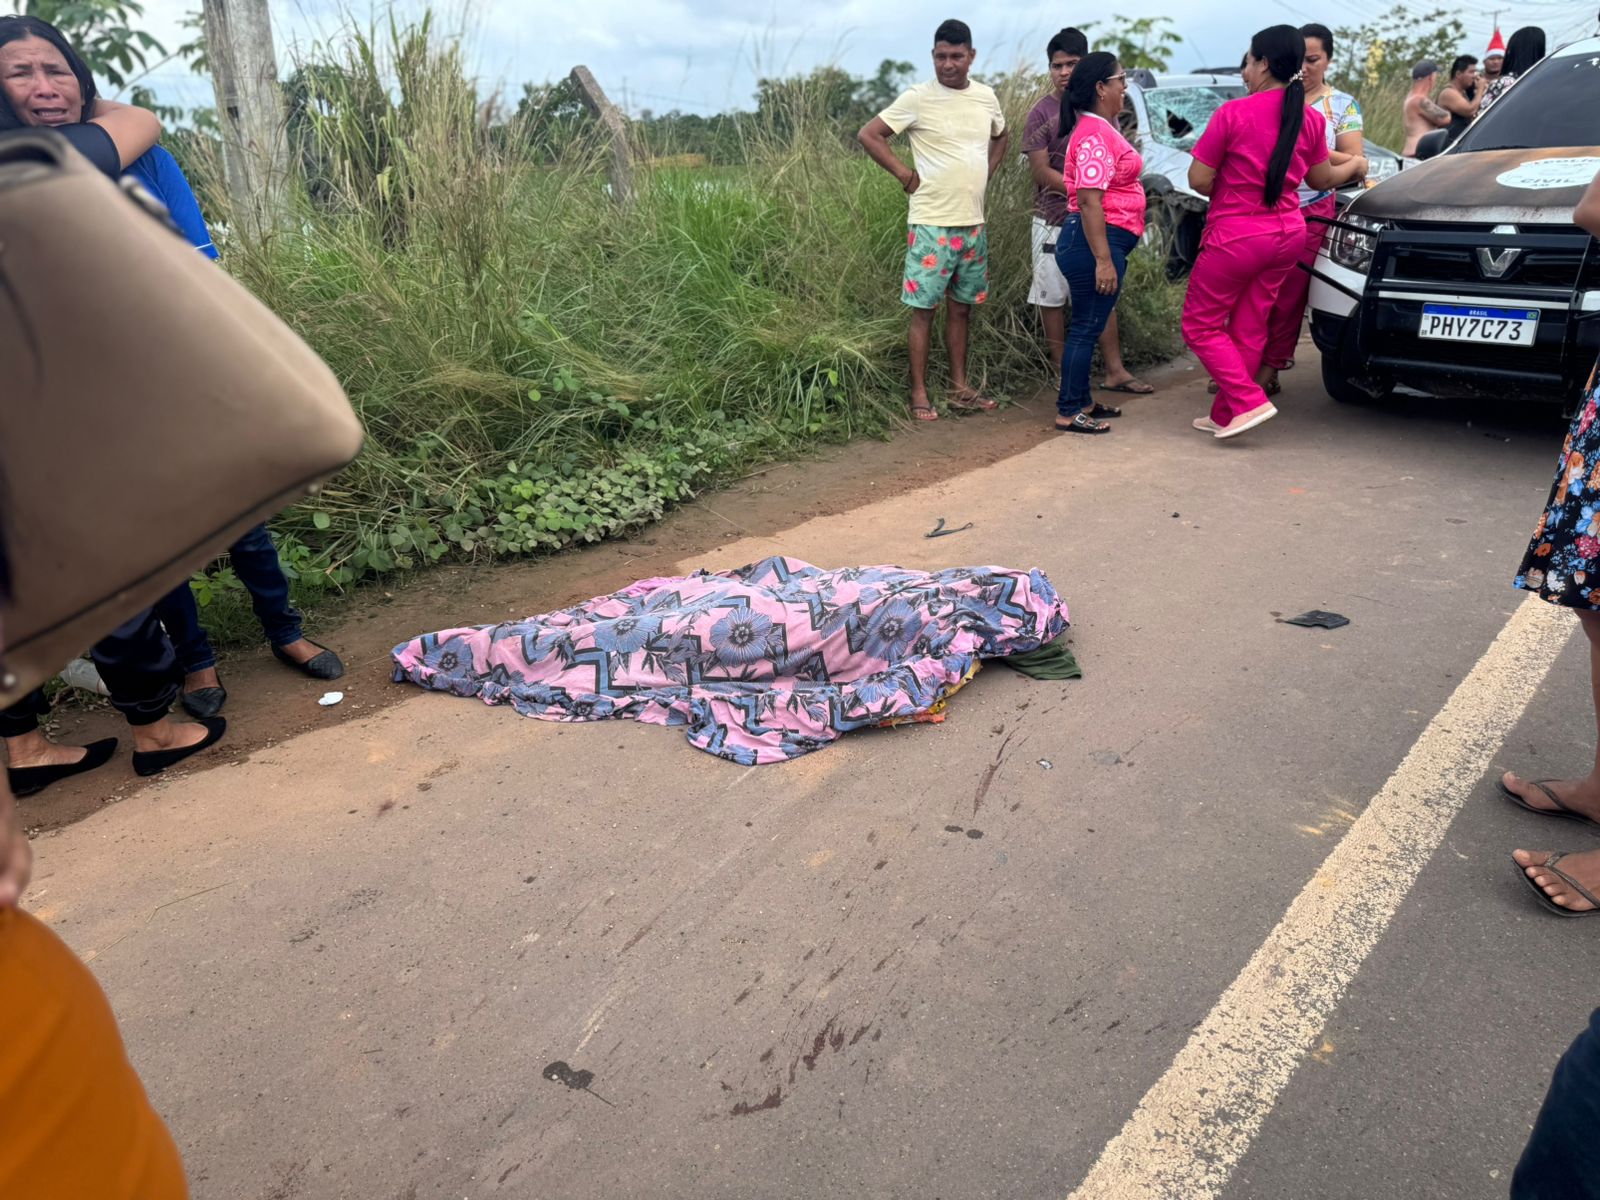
950, 389, 998, 412
1514, 847, 1600, 912
1502, 772, 1600, 824
1055, 412, 1110, 434
909, 394, 939, 422
1100, 370, 1154, 395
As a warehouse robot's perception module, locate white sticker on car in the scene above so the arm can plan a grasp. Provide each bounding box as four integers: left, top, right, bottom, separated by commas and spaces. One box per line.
1496, 157, 1600, 190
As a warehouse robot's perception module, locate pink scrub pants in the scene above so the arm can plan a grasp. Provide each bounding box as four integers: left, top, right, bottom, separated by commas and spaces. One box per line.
1182, 213, 1304, 426
1262, 194, 1337, 371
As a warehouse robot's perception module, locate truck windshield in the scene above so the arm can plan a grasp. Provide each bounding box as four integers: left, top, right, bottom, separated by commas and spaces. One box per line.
1455, 45, 1600, 153
1143, 85, 1244, 151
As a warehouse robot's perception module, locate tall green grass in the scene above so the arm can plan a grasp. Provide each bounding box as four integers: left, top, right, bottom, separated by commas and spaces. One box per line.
189, 18, 1183, 636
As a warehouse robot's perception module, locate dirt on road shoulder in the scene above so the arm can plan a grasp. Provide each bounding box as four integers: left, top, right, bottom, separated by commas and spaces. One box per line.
21, 367, 1186, 834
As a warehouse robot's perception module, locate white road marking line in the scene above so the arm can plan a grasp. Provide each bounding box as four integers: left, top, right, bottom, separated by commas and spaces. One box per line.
1067, 596, 1575, 1200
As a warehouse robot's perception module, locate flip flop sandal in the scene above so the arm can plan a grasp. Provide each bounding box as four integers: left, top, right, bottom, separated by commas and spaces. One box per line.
1512, 851, 1600, 917
1498, 779, 1600, 830
951, 394, 999, 412
1088, 402, 1122, 418
909, 403, 939, 422
1055, 413, 1110, 434
1100, 381, 1155, 395
1263, 378, 1282, 397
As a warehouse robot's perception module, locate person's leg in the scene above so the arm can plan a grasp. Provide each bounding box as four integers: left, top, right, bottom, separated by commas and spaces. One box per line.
1055, 219, 1112, 424
908, 306, 937, 417
1028, 217, 1068, 374
0, 691, 48, 741
1191, 228, 1292, 427
903, 225, 951, 419
1510, 608, 1600, 910
1260, 199, 1332, 386
946, 227, 995, 409
946, 298, 969, 390
1042, 305, 1066, 374
1225, 226, 1300, 409
152, 579, 220, 694
0, 690, 83, 770
1511, 1006, 1600, 1199
90, 608, 217, 756
1182, 236, 1260, 424
1098, 311, 1153, 392
229, 524, 305, 649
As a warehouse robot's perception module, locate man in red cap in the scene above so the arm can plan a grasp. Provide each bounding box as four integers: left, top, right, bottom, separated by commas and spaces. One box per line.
1483, 27, 1506, 86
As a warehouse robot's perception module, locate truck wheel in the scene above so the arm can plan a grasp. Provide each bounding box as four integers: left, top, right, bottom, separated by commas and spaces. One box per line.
1320, 350, 1393, 405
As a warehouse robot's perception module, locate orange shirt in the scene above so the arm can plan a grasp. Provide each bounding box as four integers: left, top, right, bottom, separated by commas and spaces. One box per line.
0, 908, 187, 1198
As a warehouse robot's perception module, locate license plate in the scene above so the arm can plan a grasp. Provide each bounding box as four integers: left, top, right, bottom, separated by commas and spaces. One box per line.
1419, 304, 1538, 347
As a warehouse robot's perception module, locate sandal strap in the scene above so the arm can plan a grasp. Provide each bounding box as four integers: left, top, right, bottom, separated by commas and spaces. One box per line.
1540, 853, 1600, 910
1530, 780, 1578, 816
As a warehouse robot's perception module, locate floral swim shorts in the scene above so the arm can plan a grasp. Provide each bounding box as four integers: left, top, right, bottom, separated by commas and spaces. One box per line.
902, 224, 989, 309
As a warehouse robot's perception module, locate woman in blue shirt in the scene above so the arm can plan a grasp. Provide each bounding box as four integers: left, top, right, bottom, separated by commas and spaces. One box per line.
1, 17, 346, 719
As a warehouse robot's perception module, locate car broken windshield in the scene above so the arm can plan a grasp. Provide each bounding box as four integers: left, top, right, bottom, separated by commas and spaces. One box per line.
1143, 85, 1244, 151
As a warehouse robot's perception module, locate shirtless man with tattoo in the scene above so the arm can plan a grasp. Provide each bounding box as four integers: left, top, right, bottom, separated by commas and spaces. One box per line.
1402, 59, 1450, 156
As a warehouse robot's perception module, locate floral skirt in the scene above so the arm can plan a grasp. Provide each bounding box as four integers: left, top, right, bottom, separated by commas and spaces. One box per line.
1516, 359, 1600, 608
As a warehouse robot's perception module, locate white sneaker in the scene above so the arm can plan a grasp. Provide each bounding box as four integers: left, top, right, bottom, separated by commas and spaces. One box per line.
1213, 403, 1278, 440
1192, 416, 1220, 433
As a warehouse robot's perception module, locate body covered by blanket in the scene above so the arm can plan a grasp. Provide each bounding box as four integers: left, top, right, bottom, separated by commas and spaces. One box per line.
391, 556, 1067, 764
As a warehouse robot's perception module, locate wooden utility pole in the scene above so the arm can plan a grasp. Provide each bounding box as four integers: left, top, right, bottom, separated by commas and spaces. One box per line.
202, 0, 290, 239
569, 65, 634, 208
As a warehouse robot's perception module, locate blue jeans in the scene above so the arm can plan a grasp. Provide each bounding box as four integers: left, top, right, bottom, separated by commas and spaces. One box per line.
1514, 1006, 1600, 1199
1, 608, 178, 732
1054, 216, 1139, 418
154, 523, 303, 674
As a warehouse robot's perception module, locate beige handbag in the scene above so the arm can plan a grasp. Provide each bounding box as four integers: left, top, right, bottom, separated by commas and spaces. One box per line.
0, 128, 363, 704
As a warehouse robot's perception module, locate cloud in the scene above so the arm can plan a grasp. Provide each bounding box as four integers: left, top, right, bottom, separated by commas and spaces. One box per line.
122, 0, 1541, 117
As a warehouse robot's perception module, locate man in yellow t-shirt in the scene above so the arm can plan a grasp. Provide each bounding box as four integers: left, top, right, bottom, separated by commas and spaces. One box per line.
858, 18, 1009, 422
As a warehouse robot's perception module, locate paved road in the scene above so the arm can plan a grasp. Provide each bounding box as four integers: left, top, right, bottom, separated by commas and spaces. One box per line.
24, 362, 1600, 1199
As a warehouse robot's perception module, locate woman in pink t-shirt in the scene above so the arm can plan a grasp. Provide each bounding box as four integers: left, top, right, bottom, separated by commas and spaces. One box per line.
1181, 25, 1366, 439
1052, 52, 1146, 434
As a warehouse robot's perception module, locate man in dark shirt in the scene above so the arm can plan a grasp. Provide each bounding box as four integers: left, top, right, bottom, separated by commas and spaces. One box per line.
1022, 28, 1153, 397
1438, 55, 1480, 147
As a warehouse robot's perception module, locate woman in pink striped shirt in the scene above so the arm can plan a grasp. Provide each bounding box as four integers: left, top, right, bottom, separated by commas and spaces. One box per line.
1052, 52, 1146, 434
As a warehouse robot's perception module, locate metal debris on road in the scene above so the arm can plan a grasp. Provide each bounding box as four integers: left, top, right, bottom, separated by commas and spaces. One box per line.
1280, 611, 1351, 630
924, 517, 974, 538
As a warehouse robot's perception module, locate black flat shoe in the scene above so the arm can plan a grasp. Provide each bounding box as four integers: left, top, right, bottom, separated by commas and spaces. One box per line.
181, 684, 228, 719
132, 718, 226, 778
6, 738, 119, 797
272, 642, 345, 681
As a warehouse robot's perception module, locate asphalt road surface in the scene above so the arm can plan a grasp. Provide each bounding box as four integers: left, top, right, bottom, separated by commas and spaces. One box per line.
24, 360, 1599, 1200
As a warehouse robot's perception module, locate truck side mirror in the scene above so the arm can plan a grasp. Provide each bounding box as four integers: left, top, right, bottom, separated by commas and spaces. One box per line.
1414, 129, 1448, 161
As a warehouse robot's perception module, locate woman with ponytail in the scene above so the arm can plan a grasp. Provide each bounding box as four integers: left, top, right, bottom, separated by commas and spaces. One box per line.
1258, 23, 1367, 396
1052, 52, 1147, 434
1182, 25, 1365, 439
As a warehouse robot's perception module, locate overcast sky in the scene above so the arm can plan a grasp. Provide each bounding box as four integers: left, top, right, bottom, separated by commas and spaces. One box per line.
128, 0, 1595, 116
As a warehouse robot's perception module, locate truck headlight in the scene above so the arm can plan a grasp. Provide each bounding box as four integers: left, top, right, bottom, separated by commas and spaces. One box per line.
1330, 213, 1385, 273
1365, 155, 1400, 185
